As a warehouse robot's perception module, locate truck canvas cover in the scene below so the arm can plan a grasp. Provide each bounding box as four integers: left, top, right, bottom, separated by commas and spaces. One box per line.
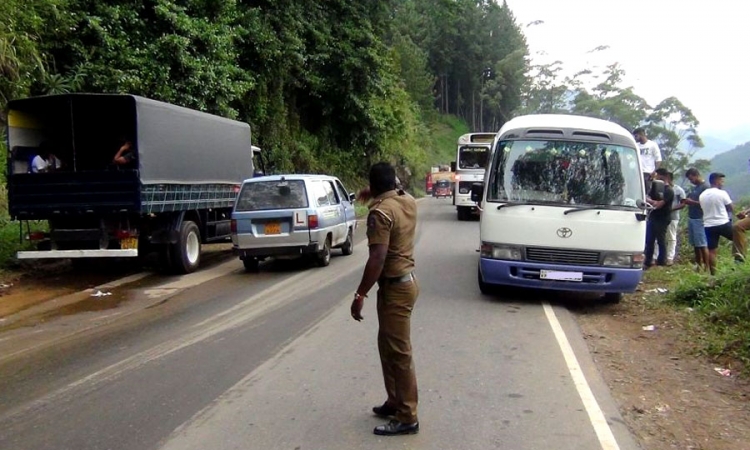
5, 94, 255, 218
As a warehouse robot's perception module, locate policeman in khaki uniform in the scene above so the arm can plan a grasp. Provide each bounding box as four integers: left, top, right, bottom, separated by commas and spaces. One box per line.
351, 162, 420, 436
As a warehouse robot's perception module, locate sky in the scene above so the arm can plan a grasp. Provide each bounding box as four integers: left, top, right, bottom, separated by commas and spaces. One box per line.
504, 0, 750, 137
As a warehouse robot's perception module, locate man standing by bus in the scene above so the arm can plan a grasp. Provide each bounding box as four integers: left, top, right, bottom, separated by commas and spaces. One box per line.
699, 173, 734, 275
633, 128, 662, 193
682, 168, 711, 272
644, 168, 674, 269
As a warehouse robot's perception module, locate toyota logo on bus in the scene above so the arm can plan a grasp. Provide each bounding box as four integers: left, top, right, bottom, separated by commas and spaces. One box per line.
556, 227, 573, 238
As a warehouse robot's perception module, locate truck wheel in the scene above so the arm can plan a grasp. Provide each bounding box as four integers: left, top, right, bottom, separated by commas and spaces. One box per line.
341, 229, 354, 256
457, 208, 467, 221
171, 221, 201, 274
316, 236, 332, 267
243, 257, 260, 272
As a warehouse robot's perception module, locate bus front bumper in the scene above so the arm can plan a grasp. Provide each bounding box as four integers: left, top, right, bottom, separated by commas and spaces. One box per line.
479, 258, 642, 293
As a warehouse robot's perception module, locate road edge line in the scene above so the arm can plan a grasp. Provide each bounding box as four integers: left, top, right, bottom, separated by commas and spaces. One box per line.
542, 302, 621, 450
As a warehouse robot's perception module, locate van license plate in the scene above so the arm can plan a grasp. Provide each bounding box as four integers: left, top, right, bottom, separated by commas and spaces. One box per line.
264, 222, 281, 235
120, 237, 138, 250
540, 270, 583, 282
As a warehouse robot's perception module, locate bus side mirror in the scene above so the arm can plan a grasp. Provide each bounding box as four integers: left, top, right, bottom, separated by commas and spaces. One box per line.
450, 161, 457, 172
470, 183, 484, 202
650, 179, 665, 200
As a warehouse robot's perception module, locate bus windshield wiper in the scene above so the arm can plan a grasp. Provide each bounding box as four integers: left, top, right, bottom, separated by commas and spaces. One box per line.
563, 205, 604, 215
496, 202, 528, 210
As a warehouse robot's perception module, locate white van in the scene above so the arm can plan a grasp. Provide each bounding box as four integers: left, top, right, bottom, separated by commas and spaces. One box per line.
473, 114, 647, 302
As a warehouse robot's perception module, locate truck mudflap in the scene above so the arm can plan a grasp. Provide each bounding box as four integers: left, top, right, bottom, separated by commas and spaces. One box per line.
17, 249, 138, 259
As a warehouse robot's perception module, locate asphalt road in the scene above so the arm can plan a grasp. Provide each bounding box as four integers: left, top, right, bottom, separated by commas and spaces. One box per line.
0, 198, 640, 450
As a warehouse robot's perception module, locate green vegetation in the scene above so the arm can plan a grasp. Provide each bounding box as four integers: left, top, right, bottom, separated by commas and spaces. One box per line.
641, 218, 750, 372
668, 249, 750, 370
0, 1, 525, 268
0, 0, 528, 187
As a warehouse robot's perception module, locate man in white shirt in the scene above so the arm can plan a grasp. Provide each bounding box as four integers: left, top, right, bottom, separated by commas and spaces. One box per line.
633, 128, 662, 193
699, 172, 734, 275
30, 143, 62, 173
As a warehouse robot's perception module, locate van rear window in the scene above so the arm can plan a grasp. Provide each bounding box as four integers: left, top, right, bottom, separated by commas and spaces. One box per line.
235, 180, 308, 211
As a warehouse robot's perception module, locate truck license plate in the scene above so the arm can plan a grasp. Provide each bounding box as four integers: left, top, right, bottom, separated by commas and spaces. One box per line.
540, 270, 583, 282
264, 222, 281, 235
120, 237, 138, 250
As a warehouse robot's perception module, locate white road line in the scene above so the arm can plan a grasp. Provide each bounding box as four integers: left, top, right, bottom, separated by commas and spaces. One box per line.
542, 302, 621, 450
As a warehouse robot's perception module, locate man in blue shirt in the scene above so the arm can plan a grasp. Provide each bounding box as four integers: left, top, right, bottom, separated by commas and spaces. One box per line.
681, 168, 711, 272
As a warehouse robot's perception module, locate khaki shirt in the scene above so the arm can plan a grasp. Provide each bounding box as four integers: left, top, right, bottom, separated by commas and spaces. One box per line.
366, 190, 417, 278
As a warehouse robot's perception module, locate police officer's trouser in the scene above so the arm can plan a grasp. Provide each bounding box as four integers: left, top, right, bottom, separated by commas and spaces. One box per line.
376, 275, 419, 424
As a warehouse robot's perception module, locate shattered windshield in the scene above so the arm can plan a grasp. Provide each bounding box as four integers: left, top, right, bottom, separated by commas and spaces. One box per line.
486, 140, 643, 208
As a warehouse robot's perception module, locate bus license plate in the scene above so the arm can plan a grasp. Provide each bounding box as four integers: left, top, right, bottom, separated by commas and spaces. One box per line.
540, 270, 583, 282
264, 222, 281, 235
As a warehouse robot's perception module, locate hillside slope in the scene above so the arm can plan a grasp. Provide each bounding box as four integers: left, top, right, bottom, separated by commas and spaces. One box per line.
710, 141, 750, 199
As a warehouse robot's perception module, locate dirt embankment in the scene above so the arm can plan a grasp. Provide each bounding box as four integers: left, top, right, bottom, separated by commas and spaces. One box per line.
573, 271, 750, 450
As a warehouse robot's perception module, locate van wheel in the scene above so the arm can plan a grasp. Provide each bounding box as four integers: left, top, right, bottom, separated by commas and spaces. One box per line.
341, 229, 354, 256
317, 237, 332, 267
243, 257, 260, 272
603, 292, 622, 304
457, 208, 468, 221
171, 221, 201, 274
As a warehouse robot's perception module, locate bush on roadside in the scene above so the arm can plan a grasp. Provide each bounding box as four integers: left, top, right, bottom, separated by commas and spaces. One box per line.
669, 246, 750, 368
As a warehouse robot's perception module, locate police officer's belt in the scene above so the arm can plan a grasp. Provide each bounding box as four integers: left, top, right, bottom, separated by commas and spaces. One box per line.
380, 272, 414, 285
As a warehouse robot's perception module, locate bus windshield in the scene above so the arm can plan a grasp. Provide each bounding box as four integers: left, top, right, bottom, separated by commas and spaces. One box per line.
486, 140, 643, 208
458, 146, 489, 169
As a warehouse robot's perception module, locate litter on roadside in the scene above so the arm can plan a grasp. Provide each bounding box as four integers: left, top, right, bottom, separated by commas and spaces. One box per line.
642, 325, 656, 331
91, 290, 112, 297
0, 283, 12, 289
646, 288, 669, 294
714, 367, 732, 377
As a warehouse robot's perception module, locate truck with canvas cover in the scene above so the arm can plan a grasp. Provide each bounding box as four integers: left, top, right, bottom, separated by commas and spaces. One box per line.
5, 93, 263, 273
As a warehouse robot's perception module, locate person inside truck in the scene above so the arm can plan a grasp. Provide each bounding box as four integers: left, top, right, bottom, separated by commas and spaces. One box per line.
112, 137, 137, 168
31, 142, 62, 173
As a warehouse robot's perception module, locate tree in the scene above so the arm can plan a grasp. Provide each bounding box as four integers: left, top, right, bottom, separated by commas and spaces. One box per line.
645, 97, 704, 176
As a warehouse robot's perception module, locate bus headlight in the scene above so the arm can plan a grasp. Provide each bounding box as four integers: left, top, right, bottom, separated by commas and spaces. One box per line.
481, 243, 522, 260
603, 252, 643, 268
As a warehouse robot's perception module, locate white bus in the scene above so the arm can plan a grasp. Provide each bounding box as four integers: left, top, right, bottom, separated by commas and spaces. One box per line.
473, 114, 647, 303
452, 132, 496, 220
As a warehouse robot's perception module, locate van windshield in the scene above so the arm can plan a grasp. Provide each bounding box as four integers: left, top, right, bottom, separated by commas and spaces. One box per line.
236, 180, 308, 211
458, 146, 489, 169
486, 140, 643, 208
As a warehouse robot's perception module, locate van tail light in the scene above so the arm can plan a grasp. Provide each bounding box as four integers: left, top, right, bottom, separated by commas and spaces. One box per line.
230, 219, 237, 233
27, 231, 45, 241
308, 214, 319, 229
